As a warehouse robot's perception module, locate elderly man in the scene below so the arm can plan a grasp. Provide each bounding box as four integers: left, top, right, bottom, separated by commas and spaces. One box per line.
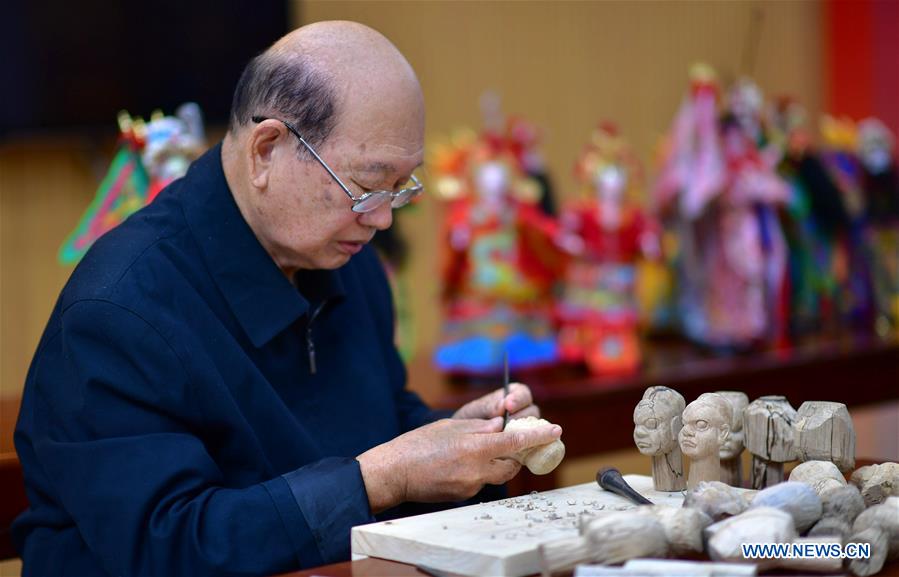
13, 21, 560, 576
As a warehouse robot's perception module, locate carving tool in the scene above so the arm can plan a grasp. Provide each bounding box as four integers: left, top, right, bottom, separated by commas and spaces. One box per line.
596, 467, 653, 505
502, 351, 510, 428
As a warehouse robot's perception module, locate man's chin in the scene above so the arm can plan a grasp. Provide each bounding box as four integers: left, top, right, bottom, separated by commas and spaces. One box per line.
301, 247, 357, 270
324, 251, 353, 269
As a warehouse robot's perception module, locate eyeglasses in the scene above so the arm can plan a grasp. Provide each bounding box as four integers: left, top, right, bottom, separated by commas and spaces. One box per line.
252, 115, 424, 213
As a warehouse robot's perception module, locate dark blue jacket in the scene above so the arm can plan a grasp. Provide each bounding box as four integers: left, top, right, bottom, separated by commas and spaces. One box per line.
13, 144, 442, 576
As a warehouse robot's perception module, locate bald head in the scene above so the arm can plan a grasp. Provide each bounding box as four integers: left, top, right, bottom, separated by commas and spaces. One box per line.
272, 21, 418, 86
229, 21, 423, 149
221, 22, 425, 277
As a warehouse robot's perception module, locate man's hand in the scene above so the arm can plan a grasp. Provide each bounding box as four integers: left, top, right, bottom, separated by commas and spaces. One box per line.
356, 417, 562, 513
452, 382, 539, 421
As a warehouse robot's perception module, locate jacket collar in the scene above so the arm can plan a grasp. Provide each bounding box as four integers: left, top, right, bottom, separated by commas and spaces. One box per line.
180, 143, 345, 348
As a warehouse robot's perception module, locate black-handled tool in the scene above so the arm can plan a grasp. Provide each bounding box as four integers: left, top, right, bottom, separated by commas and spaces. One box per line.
502, 351, 510, 428
596, 467, 653, 505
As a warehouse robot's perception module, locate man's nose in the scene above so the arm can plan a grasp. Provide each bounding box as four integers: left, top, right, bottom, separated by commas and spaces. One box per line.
359, 201, 394, 231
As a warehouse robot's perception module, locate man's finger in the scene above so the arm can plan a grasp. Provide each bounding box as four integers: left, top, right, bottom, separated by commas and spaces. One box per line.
491, 395, 503, 417
481, 423, 562, 458
485, 457, 522, 485
504, 383, 533, 414
457, 416, 505, 433
509, 405, 540, 420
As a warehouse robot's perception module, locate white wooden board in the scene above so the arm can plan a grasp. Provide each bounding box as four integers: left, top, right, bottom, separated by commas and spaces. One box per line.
352, 475, 692, 577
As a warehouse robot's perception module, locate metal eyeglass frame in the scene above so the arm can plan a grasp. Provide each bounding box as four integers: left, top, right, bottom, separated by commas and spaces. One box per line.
252, 115, 423, 213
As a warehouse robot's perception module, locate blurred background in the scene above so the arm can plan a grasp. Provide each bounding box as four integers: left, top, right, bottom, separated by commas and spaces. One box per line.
1, 2, 897, 556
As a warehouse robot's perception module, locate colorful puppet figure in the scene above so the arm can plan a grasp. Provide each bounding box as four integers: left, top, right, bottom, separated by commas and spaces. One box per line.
555, 124, 659, 374
59, 113, 150, 264
769, 98, 851, 336
59, 105, 205, 265
857, 118, 899, 332
433, 125, 563, 374
818, 116, 877, 330
143, 103, 206, 201
654, 67, 790, 351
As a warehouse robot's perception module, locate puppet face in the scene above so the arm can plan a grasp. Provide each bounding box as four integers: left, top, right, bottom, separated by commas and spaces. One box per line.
858, 119, 894, 174
475, 161, 509, 205
633, 402, 680, 456
679, 402, 730, 459
719, 424, 744, 459
730, 80, 763, 126
594, 165, 625, 201
594, 165, 626, 229
717, 392, 747, 459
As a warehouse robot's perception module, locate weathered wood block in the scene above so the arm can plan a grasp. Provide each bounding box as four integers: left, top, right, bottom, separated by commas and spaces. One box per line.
850, 462, 899, 507
743, 396, 798, 489
789, 460, 847, 497
794, 401, 856, 472
749, 481, 823, 533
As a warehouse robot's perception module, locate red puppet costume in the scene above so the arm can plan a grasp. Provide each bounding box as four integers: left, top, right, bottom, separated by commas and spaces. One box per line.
556, 124, 659, 374
433, 127, 563, 374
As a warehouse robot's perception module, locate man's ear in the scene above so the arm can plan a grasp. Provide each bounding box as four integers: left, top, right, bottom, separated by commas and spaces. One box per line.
248, 122, 283, 189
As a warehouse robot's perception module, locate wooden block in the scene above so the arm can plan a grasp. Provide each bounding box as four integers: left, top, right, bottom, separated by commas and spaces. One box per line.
848, 526, 888, 576
789, 460, 847, 497
749, 481, 823, 533
743, 396, 798, 489
683, 480, 754, 522
794, 401, 856, 472
852, 496, 899, 561
632, 505, 712, 555
706, 507, 796, 566
744, 396, 797, 463
540, 512, 667, 574
776, 536, 844, 573
352, 475, 746, 577
820, 484, 865, 525
850, 462, 899, 507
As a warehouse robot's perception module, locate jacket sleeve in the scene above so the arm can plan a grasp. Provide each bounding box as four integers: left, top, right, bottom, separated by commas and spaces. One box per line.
25, 299, 373, 576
